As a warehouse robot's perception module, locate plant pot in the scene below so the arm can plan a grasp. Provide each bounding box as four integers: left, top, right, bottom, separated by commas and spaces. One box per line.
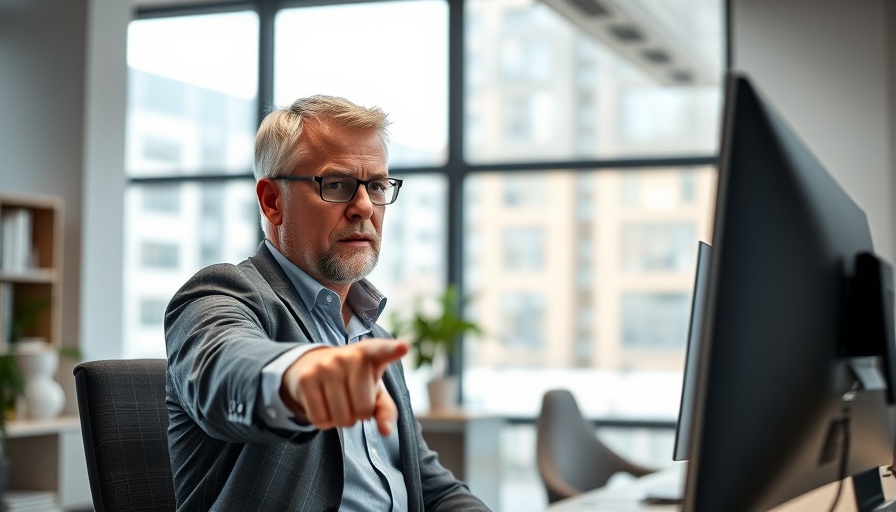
12, 339, 64, 420
426, 376, 459, 412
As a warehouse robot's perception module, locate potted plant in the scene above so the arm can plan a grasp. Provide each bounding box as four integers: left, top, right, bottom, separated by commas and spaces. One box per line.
391, 285, 482, 411
9, 297, 65, 420
0, 352, 25, 505
10, 296, 52, 345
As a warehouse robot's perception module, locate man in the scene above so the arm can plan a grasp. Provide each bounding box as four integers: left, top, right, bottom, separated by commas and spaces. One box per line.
165, 95, 489, 511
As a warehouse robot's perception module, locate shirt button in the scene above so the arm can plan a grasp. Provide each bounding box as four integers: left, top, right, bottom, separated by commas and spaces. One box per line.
326, 295, 333, 304
266, 407, 277, 419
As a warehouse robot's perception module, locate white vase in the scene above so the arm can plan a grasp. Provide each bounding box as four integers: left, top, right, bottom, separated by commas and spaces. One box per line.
12, 339, 65, 420
427, 376, 459, 411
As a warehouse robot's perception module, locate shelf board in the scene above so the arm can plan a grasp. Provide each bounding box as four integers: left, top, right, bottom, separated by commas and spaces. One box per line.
0, 268, 56, 283
6, 415, 80, 438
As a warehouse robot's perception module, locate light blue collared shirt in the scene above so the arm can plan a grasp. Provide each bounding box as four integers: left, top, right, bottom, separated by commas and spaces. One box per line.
258, 240, 408, 512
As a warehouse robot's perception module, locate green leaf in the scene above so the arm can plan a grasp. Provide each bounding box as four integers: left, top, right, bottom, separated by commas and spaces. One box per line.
390, 285, 484, 370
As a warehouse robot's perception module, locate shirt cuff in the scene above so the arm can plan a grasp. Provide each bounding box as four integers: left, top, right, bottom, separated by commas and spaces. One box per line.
260, 344, 326, 432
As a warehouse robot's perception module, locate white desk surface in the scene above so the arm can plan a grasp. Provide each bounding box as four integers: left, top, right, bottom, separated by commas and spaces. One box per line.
546, 462, 685, 512
545, 463, 896, 512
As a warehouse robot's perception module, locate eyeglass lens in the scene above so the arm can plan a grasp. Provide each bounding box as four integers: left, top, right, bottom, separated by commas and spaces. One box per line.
321, 176, 398, 205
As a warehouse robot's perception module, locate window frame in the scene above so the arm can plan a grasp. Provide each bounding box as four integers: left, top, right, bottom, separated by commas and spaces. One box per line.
129, 0, 728, 411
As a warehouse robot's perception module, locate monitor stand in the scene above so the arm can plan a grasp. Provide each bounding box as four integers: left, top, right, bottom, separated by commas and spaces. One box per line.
853, 467, 896, 512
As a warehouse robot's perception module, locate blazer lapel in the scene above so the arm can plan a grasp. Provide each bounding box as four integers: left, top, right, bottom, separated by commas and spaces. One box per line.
248, 242, 324, 345
381, 360, 424, 512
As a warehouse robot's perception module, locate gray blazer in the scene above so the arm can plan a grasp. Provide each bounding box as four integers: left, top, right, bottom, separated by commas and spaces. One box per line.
165, 243, 489, 511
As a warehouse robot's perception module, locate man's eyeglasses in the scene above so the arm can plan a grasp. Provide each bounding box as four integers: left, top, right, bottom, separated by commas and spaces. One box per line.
272, 175, 403, 206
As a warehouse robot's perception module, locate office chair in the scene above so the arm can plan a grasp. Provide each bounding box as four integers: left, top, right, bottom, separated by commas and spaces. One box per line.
74, 359, 176, 512
536, 389, 656, 503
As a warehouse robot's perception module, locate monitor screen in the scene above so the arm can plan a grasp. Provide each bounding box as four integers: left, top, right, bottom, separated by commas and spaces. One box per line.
673, 241, 712, 462
683, 72, 895, 511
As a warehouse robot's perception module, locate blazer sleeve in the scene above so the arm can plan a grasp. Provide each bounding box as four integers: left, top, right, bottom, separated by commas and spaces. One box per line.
165, 262, 309, 444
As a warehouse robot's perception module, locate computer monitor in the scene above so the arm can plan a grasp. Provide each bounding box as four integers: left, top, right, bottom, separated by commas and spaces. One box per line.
673, 241, 712, 462
683, 71, 896, 512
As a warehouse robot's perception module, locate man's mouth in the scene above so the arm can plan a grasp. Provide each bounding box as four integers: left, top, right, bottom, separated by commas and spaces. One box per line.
340, 234, 373, 244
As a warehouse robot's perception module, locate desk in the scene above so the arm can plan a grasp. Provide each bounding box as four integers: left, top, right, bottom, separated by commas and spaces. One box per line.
416, 410, 503, 510
546, 463, 896, 511
547, 462, 686, 511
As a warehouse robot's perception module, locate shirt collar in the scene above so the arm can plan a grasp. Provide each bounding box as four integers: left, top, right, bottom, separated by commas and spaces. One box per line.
264, 239, 387, 328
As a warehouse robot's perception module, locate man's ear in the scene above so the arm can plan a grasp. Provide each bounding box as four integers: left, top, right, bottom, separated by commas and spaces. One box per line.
256, 178, 283, 227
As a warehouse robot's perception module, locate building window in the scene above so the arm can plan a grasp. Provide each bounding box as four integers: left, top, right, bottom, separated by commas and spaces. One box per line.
141, 183, 181, 213
681, 170, 697, 203
501, 292, 545, 349
502, 227, 545, 271
140, 298, 168, 326
503, 173, 546, 207
500, 37, 552, 82
503, 96, 532, 144
621, 223, 696, 272
141, 241, 179, 269
621, 292, 690, 349
621, 173, 639, 207
142, 135, 182, 163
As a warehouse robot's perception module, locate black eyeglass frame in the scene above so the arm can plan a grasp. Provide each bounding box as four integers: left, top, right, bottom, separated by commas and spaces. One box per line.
271, 175, 403, 205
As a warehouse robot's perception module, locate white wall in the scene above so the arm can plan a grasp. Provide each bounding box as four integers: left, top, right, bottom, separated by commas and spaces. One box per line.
0, 0, 87, 411
731, 0, 896, 260
0, 0, 130, 412
81, 0, 130, 361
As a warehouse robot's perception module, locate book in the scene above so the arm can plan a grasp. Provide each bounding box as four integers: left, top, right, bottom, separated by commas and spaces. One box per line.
3, 490, 58, 511
0, 282, 11, 348
0, 208, 33, 271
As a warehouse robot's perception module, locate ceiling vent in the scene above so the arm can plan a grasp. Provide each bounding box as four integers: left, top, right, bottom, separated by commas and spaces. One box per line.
541, 0, 713, 86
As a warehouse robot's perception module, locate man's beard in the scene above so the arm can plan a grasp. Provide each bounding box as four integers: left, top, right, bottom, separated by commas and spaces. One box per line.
315, 226, 381, 284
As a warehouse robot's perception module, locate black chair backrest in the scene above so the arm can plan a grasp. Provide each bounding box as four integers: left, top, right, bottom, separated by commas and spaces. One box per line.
74, 359, 175, 512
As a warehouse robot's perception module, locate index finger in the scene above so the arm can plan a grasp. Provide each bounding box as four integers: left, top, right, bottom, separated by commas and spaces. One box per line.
359, 338, 410, 374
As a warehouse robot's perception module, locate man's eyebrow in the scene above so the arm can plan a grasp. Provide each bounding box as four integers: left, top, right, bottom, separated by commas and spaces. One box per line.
321, 169, 390, 180
320, 168, 353, 177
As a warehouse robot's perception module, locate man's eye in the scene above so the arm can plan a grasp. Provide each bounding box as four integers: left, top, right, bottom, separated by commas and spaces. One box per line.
369, 181, 388, 192
324, 180, 348, 190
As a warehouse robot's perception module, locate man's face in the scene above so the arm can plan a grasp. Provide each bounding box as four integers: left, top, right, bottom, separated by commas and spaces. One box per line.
275, 120, 388, 289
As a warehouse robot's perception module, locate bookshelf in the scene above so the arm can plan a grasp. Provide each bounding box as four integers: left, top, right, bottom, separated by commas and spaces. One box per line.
0, 193, 90, 510
0, 192, 63, 351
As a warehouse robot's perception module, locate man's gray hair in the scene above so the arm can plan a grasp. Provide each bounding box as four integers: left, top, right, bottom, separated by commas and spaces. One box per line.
253, 95, 391, 181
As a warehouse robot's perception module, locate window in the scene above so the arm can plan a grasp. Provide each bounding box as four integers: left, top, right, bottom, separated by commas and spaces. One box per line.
465, 0, 723, 163
126, 12, 258, 177
140, 298, 168, 326
141, 183, 180, 213
274, 1, 448, 168
141, 242, 178, 269
681, 170, 697, 203
502, 227, 545, 271
142, 135, 182, 163
621, 223, 697, 272
502, 173, 546, 207
127, 1, 725, 504
500, 293, 545, 350
621, 293, 691, 349
464, 167, 715, 415
502, 96, 532, 144
500, 37, 552, 82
